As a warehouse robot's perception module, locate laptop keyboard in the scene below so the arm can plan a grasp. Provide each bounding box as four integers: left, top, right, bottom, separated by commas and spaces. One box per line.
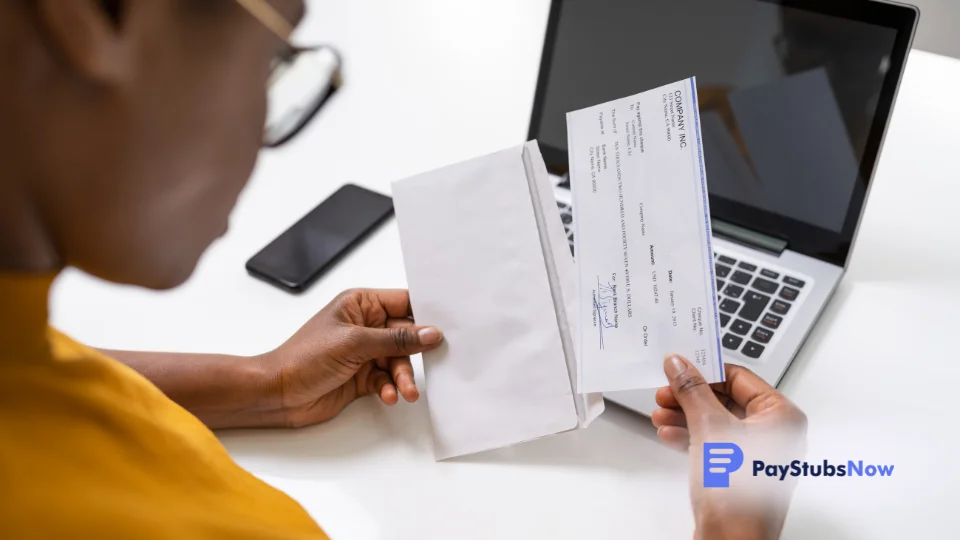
557, 200, 810, 362
713, 252, 810, 361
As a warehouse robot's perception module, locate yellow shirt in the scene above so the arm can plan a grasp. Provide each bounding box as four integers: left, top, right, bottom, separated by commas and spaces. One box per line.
0, 274, 329, 540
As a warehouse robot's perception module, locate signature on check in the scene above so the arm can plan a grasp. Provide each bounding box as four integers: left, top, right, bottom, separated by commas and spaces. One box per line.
594, 277, 617, 350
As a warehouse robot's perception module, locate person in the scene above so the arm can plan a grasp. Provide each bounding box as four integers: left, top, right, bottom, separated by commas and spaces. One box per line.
1, 1, 441, 538
0, 0, 806, 538
653, 356, 807, 540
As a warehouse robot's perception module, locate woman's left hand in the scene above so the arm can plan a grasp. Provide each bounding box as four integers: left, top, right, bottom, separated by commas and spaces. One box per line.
253, 288, 443, 427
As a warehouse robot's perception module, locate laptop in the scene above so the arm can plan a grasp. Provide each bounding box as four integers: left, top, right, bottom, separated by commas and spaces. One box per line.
527, 0, 919, 415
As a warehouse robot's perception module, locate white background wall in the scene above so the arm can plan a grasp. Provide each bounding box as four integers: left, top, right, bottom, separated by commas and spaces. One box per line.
910, 0, 960, 59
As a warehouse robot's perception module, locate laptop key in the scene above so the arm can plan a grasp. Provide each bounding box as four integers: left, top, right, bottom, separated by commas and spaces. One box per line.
730, 270, 752, 285
738, 262, 758, 272
720, 313, 731, 328
783, 276, 806, 288
717, 255, 737, 265
738, 291, 771, 322
722, 334, 743, 350
557, 201, 570, 211
752, 277, 779, 294
720, 299, 741, 314
723, 284, 744, 299
716, 264, 731, 278
717, 279, 726, 291
751, 327, 774, 344
760, 269, 780, 280
771, 300, 791, 315
760, 313, 783, 329
742, 341, 765, 359
730, 319, 751, 336
561, 213, 573, 225
779, 286, 800, 301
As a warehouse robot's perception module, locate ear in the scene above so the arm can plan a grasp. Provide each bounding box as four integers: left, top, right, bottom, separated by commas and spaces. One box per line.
35, 0, 139, 84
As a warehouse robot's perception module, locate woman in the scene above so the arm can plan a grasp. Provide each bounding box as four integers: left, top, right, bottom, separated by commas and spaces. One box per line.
0, 1, 805, 539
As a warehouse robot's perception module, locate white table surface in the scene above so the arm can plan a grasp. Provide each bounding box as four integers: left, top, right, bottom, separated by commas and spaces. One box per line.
50, 1, 960, 538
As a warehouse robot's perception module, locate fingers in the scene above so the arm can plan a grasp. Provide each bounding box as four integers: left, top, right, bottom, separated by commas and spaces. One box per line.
718, 392, 747, 419
656, 386, 747, 419
655, 386, 681, 409
349, 316, 424, 407
351, 324, 443, 359
377, 319, 413, 372
382, 319, 419, 403
718, 363, 779, 415
367, 289, 415, 318
389, 356, 419, 403
651, 407, 687, 429
663, 355, 725, 428
368, 368, 398, 406
365, 359, 417, 405
364, 361, 417, 406
379, 384, 398, 405
657, 426, 690, 452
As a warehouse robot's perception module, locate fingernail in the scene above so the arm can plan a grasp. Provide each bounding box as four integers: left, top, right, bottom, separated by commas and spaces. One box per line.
418, 327, 443, 345
664, 355, 687, 378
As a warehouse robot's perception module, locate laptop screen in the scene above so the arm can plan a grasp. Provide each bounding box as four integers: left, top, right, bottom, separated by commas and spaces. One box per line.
529, 0, 916, 265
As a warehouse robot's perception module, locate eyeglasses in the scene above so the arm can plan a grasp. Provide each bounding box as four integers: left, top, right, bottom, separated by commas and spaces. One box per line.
235, 0, 342, 147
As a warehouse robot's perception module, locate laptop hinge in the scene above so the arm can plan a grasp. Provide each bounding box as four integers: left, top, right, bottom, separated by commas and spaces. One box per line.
712, 219, 787, 256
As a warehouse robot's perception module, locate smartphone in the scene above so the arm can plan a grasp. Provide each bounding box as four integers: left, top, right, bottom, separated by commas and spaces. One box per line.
246, 184, 394, 293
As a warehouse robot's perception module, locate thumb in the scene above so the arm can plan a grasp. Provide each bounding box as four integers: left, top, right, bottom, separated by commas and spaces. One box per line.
352, 325, 444, 358
663, 355, 724, 423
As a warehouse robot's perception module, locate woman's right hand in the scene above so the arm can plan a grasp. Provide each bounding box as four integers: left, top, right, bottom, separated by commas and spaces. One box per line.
653, 356, 808, 540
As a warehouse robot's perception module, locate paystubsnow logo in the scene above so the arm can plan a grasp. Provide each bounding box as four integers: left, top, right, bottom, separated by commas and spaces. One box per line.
704, 442, 744, 488
704, 442, 895, 488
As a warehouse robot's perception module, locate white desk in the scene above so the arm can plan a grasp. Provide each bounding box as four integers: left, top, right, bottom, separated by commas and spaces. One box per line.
51, 1, 960, 538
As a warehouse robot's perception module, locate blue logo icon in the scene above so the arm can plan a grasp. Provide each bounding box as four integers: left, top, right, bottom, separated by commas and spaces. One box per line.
704, 442, 744, 488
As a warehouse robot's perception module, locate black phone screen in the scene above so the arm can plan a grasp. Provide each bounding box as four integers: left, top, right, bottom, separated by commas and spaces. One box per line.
246, 184, 394, 292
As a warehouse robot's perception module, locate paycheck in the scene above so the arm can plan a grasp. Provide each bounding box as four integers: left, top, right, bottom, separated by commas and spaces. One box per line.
567, 77, 724, 393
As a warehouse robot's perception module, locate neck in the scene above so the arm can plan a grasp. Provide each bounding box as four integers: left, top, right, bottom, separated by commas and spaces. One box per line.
0, 4, 63, 275
0, 173, 62, 273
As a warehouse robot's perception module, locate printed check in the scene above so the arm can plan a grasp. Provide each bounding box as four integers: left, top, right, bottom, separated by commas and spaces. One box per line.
567, 77, 724, 392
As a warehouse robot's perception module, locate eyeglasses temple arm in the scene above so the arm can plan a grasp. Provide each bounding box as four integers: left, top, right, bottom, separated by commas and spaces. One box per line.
235, 0, 294, 43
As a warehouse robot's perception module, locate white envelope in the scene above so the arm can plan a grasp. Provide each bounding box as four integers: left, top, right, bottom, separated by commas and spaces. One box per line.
393, 141, 604, 460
